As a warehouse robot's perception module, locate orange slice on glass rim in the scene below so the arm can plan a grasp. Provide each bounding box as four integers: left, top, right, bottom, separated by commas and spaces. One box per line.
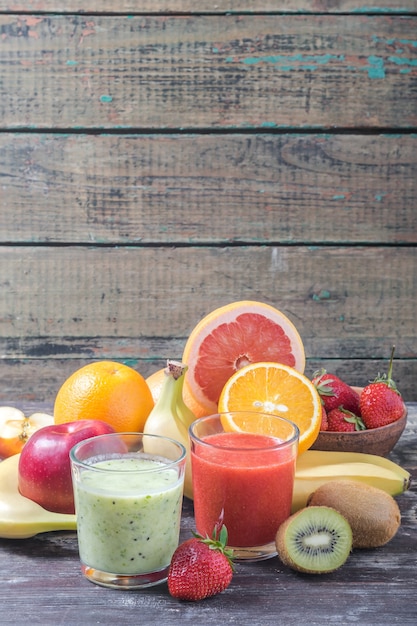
218, 361, 322, 455
182, 301, 305, 416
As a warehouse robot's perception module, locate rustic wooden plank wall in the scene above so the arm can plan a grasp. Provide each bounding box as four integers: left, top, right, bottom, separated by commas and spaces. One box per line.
0, 2, 416, 403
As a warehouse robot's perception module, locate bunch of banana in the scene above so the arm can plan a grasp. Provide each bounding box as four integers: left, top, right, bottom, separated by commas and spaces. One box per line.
0, 454, 76, 538
292, 449, 411, 512
144, 360, 197, 499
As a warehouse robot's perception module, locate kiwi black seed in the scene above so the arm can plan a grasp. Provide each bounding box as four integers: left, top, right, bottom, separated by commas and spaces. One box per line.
307, 479, 401, 549
275, 506, 352, 574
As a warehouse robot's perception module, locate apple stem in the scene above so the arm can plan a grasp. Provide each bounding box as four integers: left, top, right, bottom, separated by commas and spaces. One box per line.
20, 418, 31, 442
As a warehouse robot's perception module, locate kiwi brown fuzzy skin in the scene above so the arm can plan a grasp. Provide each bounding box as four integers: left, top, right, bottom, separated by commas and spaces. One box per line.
307, 479, 401, 549
275, 505, 352, 574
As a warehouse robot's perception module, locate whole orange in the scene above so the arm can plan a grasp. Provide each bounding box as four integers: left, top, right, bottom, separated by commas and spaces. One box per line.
54, 361, 154, 433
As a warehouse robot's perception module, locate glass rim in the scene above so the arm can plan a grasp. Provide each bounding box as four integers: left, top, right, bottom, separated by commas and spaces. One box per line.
69, 431, 187, 473
189, 412, 300, 452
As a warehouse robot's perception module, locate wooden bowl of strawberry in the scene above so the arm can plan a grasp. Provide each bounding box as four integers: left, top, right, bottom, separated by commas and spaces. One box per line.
310, 357, 407, 457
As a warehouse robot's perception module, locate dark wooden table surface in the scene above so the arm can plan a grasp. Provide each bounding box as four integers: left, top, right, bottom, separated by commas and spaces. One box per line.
1, 401, 416, 626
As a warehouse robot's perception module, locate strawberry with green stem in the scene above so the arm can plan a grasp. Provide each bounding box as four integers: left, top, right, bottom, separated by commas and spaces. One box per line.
327, 407, 366, 433
312, 369, 361, 415
360, 346, 406, 429
168, 525, 235, 601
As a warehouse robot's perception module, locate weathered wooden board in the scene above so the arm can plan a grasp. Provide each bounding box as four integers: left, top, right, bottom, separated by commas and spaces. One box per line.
0, 4, 415, 401
1, 357, 416, 403
0, 1, 415, 13
2, 246, 415, 343
1, 15, 416, 129
1, 244, 415, 397
1, 133, 416, 245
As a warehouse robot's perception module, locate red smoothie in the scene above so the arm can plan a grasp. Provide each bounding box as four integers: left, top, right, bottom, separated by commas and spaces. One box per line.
191, 431, 296, 548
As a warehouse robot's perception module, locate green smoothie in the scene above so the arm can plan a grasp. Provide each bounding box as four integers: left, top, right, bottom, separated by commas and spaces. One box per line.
74, 455, 184, 575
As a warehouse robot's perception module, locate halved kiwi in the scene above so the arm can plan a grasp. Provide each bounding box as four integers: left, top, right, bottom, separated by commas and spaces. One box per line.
275, 506, 352, 574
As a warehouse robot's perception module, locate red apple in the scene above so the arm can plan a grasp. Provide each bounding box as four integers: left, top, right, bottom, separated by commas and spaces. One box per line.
18, 420, 115, 514
0, 407, 54, 460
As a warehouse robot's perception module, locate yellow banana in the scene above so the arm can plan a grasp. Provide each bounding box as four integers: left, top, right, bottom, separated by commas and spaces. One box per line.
0, 454, 76, 538
292, 449, 410, 513
144, 360, 196, 499
297, 449, 410, 481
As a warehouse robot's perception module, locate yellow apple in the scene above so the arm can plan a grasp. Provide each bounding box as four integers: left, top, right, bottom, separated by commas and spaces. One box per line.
0, 407, 54, 459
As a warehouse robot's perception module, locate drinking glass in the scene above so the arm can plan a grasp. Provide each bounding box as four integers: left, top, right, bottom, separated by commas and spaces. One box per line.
189, 412, 299, 562
70, 432, 186, 589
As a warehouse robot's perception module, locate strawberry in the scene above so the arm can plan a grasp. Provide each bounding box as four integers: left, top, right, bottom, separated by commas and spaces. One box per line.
327, 407, 366, 432
312, 369, 361, 415
320, 404, 328, 431
168, 526, 234, 601
360, 347, 406, 429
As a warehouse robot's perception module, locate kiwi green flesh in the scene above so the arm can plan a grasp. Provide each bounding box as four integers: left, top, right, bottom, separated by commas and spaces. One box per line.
276, 506, 352, 574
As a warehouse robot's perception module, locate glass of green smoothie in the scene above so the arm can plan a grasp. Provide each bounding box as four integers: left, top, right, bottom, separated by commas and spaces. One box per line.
70, 432, 186, 589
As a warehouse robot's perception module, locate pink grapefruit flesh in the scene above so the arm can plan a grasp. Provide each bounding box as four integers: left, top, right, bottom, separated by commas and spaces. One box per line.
182, 301, 305, 415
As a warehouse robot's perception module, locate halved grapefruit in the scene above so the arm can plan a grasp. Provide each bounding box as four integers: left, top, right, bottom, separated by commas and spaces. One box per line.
182, 301, 305, 416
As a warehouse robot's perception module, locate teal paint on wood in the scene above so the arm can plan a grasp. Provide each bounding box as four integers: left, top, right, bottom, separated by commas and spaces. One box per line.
225, 48, 415, 81
388, 55, 417, 66
372, 36, 417, 48
352, 7, 413, 13
225, 54, 345, 71
367, 55, 386, 78
312, 290, 332, 302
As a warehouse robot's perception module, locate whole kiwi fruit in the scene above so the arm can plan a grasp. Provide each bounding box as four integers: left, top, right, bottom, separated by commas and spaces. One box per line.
275, 505, 352, 574
307, 479, 401, 548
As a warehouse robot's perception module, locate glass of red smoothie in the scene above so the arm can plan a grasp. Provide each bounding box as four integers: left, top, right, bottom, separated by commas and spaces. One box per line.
189, 412, 299, 562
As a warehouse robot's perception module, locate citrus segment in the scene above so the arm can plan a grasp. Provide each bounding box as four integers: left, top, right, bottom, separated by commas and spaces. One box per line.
54, 361, 154, 433
182, 301, 305, 415
218, 362, 321, 455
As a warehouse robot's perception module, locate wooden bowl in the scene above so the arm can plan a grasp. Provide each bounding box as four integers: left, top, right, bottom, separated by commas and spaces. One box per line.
311, 387, 408, 457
